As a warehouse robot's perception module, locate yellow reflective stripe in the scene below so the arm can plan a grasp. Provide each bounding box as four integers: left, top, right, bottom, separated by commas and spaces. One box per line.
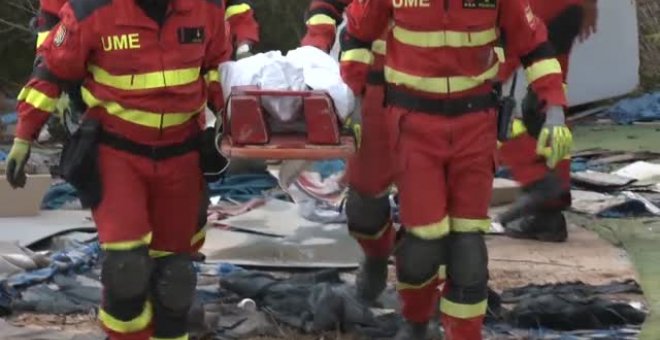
409, 216, 450, 240
191, 225, 208, 246
340, 48, 374, 65
149, 250, 174, 258
563, 83, 568, 96
397, 273, 438, 290
17, 87, 59, 113
99, 301, 152, 333
450, 217, 490, 233
524, 58, 562, 84
81, 87, 201, 129
36, 31, 50, 48
371, 39, 386, 55
350, 221, 391, 240
494, 46, 505, 63
384, 62, 499, 94
204, 70, 220, 84
438, 265, 447, 280
101, 233, 152, 251
392, 26, 497, 48
440, 298, 487, 319
151, 335, 188, 340
89, 65, 200, 91
306, 14, 336, 26
225, 3, 251, 19
510, 118, 527, 137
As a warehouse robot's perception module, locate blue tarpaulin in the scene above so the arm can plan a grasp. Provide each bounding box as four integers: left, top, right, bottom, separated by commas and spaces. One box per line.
207, 173, 281, 202
607, 92, 660, 124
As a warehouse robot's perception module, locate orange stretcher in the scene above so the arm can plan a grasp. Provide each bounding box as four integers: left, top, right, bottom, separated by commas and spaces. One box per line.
218, 86, 356, 160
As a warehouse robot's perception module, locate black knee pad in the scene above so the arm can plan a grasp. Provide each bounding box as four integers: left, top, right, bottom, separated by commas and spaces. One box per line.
152, 254, 197, 315
101, 247, 152, 301
547, 5, 584, 55
395, 233, 447, 285
346, 189, 391, 236
446, 233, 489, 304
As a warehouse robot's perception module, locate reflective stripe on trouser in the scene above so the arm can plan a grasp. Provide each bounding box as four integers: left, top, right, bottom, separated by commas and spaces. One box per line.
93, 146, 202, 339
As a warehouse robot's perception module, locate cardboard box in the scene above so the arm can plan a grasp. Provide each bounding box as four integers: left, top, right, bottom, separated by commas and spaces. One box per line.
0, 174, 53, 217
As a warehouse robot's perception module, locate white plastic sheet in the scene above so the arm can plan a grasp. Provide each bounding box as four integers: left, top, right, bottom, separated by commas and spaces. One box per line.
219, 47, 355, 124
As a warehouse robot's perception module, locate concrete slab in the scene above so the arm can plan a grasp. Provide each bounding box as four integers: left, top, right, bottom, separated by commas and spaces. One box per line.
0, 210, 95, 247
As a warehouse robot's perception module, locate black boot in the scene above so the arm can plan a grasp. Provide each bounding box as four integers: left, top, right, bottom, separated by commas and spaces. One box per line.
505, 209, 568, 242
355, 256, 389, 304
393, 320, 428, 340
497, 172, 564, 224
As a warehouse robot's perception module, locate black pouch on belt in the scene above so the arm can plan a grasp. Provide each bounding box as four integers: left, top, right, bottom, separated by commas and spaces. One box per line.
496, 73, 518, 142
199, 126, 228, 183
59, 118, 103, 209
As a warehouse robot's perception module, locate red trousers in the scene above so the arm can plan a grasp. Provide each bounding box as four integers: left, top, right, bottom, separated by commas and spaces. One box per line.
346, 83, 398, 258
93, 145, 203, 339
394, 107, 496, 329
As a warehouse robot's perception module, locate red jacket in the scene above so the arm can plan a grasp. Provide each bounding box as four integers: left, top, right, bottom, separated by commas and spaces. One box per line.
301, 0, 387, 84
341, 0, 566, 107
225, 0, 260, 45
16, 0, 229, 145
300, 0, 352, 53
36, 0, 67, 47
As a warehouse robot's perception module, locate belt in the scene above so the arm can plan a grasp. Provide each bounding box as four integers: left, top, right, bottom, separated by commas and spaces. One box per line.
367, 70, 385, 85
99, 130, 200, 160
385, 86, 498, 116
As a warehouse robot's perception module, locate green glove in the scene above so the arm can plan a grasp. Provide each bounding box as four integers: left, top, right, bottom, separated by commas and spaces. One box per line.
344, 99, 363, 149
5, 138, 31, 188
536, 106, 573, 168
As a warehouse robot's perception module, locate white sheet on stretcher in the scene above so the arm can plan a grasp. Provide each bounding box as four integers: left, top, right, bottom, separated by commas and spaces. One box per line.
219, 46, 356, 125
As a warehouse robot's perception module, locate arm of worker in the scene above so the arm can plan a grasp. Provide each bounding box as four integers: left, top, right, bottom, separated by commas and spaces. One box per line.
203, 4, 230, 115
300, 0, 351, 53
34, 0, 67, 48
225, 0, 259, 58
8, 3, 92, 188
339, 0, 390, 96
499, 0, 566, 107
499, 0, 571, 167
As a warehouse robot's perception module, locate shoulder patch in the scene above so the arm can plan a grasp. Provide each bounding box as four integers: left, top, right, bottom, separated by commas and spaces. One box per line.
70, 0, 112, 21
463, 0, 497, 10
53, 24, 67, 47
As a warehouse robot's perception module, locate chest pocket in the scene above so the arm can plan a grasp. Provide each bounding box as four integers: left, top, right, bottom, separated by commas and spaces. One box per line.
176, 26, 206, 65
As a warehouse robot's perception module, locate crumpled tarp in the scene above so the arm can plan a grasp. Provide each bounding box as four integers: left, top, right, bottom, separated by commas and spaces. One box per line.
607, 92, 660, 124
41, 182, 81, 210
208, 173, 281, 202
0, 242, 100, 316
493, 281, 646, 331
219, 269, 402, 338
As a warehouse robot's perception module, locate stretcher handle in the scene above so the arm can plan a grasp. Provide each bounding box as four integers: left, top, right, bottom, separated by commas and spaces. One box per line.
236, 89, 322, 97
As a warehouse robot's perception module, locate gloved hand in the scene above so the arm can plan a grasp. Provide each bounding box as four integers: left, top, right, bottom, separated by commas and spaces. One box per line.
235, 43, 253, 60
536, 106, 572, 168
5, 138, 31, 189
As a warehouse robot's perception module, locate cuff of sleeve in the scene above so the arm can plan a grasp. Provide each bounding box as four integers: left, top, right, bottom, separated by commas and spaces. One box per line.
15, 115, 48, 141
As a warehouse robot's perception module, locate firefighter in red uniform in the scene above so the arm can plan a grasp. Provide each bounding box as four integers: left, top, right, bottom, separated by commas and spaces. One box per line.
225, 0, 260, 58
498, 0, 598, 242
5, 0, 229, 339
341, 0, 571, 338
301, 0, 405, 305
